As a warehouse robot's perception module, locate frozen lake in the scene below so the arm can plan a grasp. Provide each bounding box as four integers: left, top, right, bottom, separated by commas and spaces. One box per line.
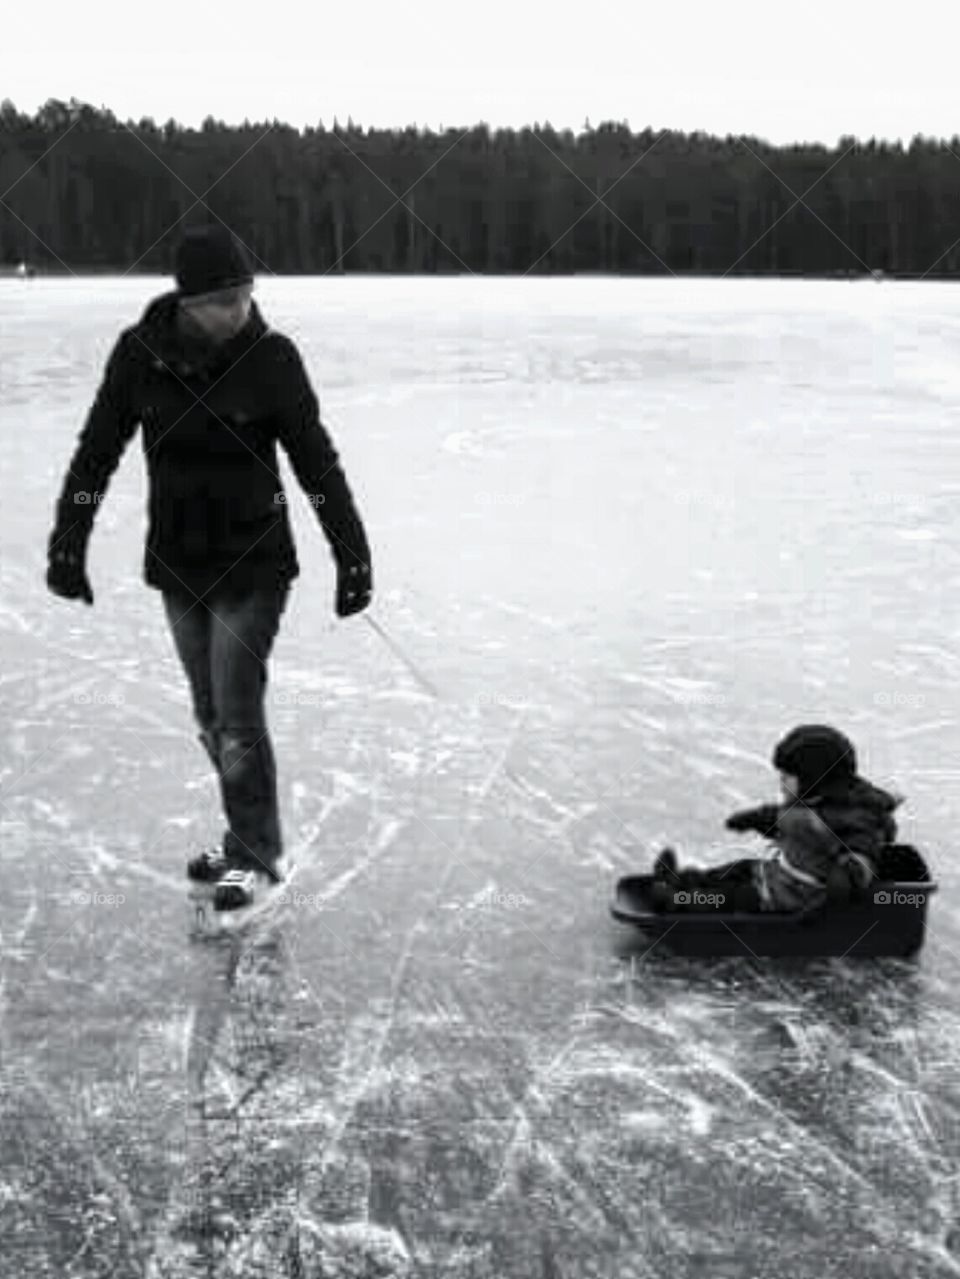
3, 275, 960, 1276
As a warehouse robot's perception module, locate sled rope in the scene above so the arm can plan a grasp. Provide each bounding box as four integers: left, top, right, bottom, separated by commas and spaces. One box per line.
362, 613, 442, 700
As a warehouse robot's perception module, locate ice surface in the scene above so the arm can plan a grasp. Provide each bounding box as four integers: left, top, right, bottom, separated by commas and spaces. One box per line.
3, 276, 960, 1276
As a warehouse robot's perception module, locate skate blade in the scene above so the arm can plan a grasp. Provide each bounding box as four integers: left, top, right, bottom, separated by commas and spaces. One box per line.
187, 865, 294, 941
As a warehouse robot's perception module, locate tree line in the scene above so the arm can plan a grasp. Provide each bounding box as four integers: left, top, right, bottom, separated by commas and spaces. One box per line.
1, 96, 958, 278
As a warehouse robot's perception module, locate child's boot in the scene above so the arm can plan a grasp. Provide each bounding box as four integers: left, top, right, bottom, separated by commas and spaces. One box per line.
650, 847, 681, 911
653, 846, 679, 881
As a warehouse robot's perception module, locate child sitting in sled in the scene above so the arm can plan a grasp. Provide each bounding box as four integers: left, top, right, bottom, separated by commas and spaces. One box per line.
652, 724, 901, 913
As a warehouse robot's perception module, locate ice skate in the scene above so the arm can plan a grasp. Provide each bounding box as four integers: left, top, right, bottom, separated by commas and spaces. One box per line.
186, 833, 244, 937
191, 854, 295, 940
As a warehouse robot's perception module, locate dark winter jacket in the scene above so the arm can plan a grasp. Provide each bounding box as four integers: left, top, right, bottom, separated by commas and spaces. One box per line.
47, 291, 371, 600
757, 777, 901, 911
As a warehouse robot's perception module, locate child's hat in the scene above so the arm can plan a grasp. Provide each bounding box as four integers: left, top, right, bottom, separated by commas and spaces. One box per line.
772, 724, 857, 794
174, 225, 254, 298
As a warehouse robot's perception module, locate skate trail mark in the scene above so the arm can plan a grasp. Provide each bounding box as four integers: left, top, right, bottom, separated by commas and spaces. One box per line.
313, 716, 525, 1183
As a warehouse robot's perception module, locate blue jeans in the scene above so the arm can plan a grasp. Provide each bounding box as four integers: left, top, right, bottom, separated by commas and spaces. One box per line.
161, 582, 290, 876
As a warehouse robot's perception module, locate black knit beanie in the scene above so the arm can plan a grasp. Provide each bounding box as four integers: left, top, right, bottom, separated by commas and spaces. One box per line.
174, 226, 254, 298
772, 724, 858, 797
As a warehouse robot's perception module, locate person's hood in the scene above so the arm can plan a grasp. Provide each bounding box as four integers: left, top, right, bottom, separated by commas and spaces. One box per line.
131, 289, 269, 380
813, 775, 902, 815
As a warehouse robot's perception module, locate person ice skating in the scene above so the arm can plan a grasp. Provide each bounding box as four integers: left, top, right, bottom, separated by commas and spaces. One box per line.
651, 724, 901, 913
45, 224, 372, 910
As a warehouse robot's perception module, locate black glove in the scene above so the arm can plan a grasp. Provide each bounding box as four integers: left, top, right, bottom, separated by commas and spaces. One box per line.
46, 546, 94, 605
335, 558, 371, 618
725, 803, 780, 837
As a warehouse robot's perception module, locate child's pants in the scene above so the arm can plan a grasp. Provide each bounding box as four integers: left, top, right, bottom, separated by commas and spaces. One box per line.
161, 581, 290, 876
670, 858, 764, 911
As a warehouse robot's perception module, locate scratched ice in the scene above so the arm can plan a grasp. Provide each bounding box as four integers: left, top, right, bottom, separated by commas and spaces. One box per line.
3, 277, 960, 1277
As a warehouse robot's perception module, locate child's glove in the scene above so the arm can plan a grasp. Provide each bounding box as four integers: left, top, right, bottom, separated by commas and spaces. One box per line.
46, 546, 94, 605
834, 850, 874, 898
824, 853, 873, 905
725, 803, 780, 837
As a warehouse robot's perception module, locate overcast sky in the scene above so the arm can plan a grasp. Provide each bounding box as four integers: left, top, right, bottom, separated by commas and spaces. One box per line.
5, 0, 958, 149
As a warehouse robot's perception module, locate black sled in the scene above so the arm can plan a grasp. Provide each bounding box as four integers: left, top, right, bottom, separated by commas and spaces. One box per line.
611, 844, 936, 957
